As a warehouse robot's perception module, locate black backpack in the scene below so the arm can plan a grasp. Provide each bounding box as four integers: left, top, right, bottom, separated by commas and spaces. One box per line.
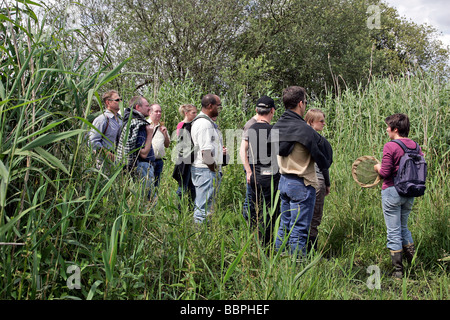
392, 139, 427, 197
172, 121, 195, 183
172, 115, 228, 183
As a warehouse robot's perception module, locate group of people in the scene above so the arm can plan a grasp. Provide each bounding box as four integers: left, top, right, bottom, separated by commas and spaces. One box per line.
89, 91, 170, 201
239, 87, 333, 257
89, 86, 421, 278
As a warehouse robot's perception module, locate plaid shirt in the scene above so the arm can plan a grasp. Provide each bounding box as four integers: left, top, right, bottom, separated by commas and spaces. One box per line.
116, 108, 150, 168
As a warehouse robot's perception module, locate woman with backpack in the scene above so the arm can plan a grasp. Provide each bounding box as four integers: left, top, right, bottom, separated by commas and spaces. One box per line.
173, 104, 198, 201
374, 113, 425, 278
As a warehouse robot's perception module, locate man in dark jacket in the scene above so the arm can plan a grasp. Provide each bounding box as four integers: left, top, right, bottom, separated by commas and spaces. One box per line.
270, 86, 333, 258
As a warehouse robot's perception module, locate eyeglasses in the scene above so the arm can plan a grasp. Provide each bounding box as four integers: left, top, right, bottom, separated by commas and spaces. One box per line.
109, 98, 122, 102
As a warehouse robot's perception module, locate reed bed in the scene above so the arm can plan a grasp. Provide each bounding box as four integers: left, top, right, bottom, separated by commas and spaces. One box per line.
1, 4, 448, 301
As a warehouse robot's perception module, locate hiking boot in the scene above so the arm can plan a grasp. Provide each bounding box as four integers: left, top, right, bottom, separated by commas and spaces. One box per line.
390, 250, 403, 279
403, 243, 415, 264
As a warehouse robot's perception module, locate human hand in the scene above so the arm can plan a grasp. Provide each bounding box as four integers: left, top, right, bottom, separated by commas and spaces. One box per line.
373, 163, 381, 173
246, 171, 252, 184
146, 124, 154, 136
107, 151, 115, 162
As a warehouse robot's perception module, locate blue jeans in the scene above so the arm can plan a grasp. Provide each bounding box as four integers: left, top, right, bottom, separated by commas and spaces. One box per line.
191, 166, 221, 224
136, 161, 155, 200
275, 174, 316, 256
381, 186, 414, 251
241, 166, 250, 220
153, 158, 164, 189
242, 182, 251, 220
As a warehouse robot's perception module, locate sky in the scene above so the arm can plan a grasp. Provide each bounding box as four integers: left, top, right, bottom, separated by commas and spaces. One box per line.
383, 0, 450, 49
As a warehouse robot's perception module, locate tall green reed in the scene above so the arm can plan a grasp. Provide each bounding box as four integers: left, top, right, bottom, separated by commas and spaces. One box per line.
1, 2, 448, 301
0, 2, 132, 299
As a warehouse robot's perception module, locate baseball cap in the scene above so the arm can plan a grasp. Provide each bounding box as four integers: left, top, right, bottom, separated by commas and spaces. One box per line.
256, 95, 276, 109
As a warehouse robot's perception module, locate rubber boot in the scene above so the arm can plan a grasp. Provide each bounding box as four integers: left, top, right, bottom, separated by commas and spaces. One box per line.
390, 250, 403, 279
403, 243, 415, 264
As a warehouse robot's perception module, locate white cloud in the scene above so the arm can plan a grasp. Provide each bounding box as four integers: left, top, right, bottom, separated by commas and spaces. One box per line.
384, 0, 450, 48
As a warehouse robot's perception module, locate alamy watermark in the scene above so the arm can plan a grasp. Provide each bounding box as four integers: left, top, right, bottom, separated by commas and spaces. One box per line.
67, 265, 81, 290
170, 128, 280, 167
366, 265, 381, 289
367, 5, 381, 30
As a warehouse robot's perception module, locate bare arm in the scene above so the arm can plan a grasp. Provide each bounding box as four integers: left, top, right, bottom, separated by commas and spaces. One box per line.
240, 139, 252, 184
374, 163, 381, 174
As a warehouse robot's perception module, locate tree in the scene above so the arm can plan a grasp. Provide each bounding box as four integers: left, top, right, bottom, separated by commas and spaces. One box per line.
43, 0, 449, 98
111, 0, 250, 94
230, 0, 449, 96
370, 4, 450, 79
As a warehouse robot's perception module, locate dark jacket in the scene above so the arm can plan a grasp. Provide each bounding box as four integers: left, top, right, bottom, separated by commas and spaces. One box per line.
269, 109, 333, 172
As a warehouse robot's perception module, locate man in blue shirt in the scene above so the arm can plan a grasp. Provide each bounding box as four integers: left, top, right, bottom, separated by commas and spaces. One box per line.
89, 90, 123, 171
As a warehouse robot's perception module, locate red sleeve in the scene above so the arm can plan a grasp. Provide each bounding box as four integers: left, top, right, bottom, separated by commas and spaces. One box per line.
176, 121, 184, 136
378, 142, 396, 179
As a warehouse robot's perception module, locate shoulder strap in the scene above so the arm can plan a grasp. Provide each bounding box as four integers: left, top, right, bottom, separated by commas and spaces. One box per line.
182, 121, 192, 131
152, 123, 160, 138
391, 139, 419, 153
192, 113, 215, 125
102, 113, 110, 135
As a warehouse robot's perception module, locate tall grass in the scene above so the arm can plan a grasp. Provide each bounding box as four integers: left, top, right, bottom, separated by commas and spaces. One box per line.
1, 3, 448, 301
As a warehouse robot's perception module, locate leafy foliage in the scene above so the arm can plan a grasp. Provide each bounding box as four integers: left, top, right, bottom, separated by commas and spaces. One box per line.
46, 0, 449, 99
0, 1, 448, 301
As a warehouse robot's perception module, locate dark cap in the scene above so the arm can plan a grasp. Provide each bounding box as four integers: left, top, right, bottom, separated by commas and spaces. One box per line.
256, 95, 276, 109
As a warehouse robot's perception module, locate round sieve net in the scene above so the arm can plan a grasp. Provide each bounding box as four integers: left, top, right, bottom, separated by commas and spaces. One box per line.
352, 156, 381, 188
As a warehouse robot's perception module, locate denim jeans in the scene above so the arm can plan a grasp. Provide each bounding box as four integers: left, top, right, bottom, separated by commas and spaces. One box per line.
381, 186, 414, 251
136, 161, 155, 201
241, 167, 250, 221
153, 158, 164, 189
242, 182, 251, 221
275, 174, 316, 256
191, 166, 221, 223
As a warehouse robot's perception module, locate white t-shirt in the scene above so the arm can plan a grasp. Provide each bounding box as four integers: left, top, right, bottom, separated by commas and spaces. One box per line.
151, 125, 170, 159
191, 112, 223, 169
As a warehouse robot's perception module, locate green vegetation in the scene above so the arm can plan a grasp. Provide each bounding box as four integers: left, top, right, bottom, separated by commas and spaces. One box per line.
48, 0, 450, 100
0, 1, 448, 301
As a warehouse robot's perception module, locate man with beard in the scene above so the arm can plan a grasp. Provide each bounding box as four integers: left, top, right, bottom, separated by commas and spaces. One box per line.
190, 94, 225, 224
